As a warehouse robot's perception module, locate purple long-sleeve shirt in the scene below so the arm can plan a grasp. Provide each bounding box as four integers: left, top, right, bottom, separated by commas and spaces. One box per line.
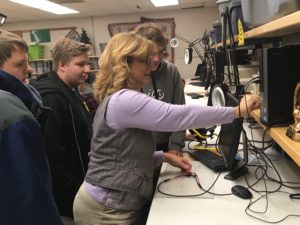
106, 89, 235, 131
84, 89, 236, 210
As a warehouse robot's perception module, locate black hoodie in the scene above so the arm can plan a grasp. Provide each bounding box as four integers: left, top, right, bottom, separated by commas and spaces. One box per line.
31, 71, 92, 218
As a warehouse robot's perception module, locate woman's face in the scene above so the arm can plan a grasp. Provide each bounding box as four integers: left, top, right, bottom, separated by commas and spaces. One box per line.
129, 56, 153, 88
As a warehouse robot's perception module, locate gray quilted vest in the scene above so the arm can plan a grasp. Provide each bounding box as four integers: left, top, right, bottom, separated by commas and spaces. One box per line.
85, 94, 156, 199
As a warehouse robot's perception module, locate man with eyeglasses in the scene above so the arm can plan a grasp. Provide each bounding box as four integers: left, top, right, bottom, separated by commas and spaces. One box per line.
134, 23, 186, 157
133, 23, 187, 223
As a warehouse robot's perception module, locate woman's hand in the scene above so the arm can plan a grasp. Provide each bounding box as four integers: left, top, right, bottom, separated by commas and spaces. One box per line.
185, 132, 197, 141
235, 94, 261, 118
168, 150, 183, 157
163, 152, 192, 174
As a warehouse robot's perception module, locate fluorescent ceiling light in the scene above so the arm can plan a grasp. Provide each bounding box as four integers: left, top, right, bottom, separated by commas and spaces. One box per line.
10, 0, 79, 15
150, 0, 179, 7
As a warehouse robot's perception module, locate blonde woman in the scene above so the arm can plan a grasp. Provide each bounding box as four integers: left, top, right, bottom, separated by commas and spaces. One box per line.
73, 32, 260, 225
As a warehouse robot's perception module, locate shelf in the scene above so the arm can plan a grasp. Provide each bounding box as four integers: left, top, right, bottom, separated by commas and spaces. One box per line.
211, 10, 300, 49
211, 36, 239, 49
29, 56, 98, 61
245, 10, 300, 39
29, 56, 99, 77
251, 109, 300, 166
29, 58, 53, 62
209, 11, 300, 167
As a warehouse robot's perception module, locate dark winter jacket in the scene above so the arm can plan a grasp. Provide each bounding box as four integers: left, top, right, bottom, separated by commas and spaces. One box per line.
0, 70, 50, 131
31, 71, 92, 218
0, 70, 62, 225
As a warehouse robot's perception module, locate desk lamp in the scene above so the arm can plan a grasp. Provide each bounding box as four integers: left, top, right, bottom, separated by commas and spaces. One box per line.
169, 34, 205, 64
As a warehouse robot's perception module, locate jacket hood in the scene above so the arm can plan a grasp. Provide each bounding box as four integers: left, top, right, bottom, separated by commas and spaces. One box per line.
0, 70, 36, 110
30, 71, 76, 99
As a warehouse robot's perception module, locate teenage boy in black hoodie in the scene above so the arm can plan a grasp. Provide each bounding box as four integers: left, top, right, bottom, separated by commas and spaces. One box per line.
31, 38, 92, 224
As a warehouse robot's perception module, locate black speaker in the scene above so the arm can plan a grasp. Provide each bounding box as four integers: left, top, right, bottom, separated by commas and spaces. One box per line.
259, 46, 300, 126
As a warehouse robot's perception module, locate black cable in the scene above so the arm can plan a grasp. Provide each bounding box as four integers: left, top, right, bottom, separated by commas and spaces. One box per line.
151, 74, 159, 100
290, 193, 300, 199
240, 131, 300, 223
231, 99, 300, 223
157, 169, 233, 198
245, 191, 300, 223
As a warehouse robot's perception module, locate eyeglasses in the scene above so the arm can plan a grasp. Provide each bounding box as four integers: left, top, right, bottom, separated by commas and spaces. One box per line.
137, 56, 152, 66
0, 13, 7, 26
152, 48, 166, 57
127, 56, 152, 66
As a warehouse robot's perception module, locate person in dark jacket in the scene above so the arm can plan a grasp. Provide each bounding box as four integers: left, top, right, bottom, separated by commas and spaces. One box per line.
0, 28, 62, 225
31, 37, 92, 224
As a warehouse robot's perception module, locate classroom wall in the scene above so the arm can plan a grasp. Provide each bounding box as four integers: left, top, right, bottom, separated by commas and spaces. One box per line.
3, 7, 218, 79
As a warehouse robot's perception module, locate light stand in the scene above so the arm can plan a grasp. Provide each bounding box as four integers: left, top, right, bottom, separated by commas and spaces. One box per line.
170, 34, 205, 64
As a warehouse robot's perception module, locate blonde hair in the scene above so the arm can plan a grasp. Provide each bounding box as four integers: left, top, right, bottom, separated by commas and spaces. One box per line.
93, 32, 154, 102
52, 37, 90, 71
0, 28, 28, 67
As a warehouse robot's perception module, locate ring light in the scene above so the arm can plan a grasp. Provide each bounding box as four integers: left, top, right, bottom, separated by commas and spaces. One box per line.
211, 85, 226, 107
169, 38, 179, 48
184, 47, 193, 64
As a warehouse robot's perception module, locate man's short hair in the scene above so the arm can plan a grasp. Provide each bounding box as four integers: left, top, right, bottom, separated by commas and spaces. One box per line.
0, 29, 28, 67
52, 37, 90, 71
133, 22, 167, 48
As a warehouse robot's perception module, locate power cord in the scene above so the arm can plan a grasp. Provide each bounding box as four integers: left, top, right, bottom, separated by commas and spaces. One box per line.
157, 169, 233, 198
240, 124, 300, 223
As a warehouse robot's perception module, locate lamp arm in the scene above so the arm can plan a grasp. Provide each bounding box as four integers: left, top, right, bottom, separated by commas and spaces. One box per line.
189, 38, 205, 62
174, 34, 192, 45
189, 37, 202, 47
192, 45, 205, 62
174, 34, 205, 63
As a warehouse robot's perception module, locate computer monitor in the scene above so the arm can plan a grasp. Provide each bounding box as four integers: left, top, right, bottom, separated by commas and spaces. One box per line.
218, 92, 248, 180
197, 63, 207, 81
192, 63, 207, 81
189, 63, 207, 87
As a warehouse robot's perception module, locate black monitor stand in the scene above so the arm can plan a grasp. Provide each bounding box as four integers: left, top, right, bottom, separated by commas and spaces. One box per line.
224, 161, 248, 180
189, 81, 206, 87
224, 131, 249, 181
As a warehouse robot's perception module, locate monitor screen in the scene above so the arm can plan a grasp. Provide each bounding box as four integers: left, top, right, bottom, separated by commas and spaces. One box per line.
195, 63, 207, 81
218, 92, 244, 171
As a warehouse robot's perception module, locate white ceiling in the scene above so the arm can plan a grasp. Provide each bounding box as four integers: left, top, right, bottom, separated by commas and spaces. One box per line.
1, 0, 216, 23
